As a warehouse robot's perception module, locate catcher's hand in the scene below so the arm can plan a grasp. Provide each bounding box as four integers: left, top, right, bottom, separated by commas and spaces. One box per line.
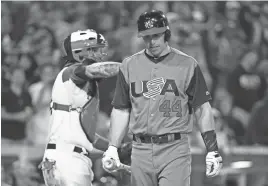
206, 151, 223, 178
86, 61, 121, 79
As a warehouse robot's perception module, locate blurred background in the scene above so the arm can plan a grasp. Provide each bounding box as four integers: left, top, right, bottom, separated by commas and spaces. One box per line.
1, 1, 268, 186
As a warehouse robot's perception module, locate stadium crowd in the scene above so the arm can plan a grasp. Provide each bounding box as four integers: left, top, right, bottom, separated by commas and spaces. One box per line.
1, 1, 268, 186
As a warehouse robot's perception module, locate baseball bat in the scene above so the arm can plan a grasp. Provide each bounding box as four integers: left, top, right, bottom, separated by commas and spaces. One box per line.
103, 158, 131, 173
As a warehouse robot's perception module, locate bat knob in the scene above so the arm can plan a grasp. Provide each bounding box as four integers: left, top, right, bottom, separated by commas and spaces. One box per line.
103, 158, 117, 170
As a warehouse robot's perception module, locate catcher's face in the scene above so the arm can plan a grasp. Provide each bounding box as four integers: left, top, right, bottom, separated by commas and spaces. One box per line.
142, 32, 168, 58
73, 46, 107, 62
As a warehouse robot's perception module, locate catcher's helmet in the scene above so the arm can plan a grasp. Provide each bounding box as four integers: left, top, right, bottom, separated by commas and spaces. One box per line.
62, 29, 108, 63
137, 10, 171, 41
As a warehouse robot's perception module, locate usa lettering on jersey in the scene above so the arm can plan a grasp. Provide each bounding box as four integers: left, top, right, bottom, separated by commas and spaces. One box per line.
130, 77, 180, 98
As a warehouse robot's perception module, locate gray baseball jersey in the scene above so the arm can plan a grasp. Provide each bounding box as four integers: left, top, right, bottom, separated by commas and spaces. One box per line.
112, 48, 211, 135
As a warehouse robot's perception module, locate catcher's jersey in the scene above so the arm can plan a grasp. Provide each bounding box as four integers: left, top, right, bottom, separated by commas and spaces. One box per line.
48, 63, 98, 151
112, 48, 211, 135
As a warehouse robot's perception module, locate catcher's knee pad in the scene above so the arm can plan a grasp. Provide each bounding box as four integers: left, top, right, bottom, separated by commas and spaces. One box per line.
39, 158, 61, 186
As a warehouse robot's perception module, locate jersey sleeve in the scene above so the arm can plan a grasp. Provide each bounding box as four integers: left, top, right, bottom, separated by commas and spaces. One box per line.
62, 64, 87, 86
71, 65, 88, 85
111, 61, 131, 109
186, 64, 211, 109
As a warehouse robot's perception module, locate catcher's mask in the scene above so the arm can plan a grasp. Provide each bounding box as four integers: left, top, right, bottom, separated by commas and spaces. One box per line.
137, 10, 171, 42
62, 29, 108, 63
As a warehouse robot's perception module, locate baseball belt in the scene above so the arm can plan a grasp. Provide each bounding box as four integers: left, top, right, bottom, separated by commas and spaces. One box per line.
51, 102, 82, 113
133, 132, 181, 144
46, 143, 90, 159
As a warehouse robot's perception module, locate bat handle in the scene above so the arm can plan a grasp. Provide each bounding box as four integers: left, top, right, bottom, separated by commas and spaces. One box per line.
103, 158, 131, 173
103, 158, 117, 170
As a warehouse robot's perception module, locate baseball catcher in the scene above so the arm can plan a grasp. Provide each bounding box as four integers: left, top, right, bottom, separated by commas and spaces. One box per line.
38, 29, 128, 186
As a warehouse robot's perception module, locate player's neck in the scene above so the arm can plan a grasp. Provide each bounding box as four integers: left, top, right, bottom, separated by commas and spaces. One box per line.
146, 45, 171, 59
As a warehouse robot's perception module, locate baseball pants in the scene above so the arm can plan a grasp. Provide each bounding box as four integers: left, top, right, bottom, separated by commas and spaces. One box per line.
42, 144, 94, 186
131, 133, 191, 186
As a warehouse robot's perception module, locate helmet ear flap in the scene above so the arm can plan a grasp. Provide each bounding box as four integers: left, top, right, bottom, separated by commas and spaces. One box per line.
164, 29, 171, 42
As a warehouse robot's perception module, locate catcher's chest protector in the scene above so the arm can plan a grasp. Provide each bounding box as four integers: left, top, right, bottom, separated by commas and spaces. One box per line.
79, 81, 99, 143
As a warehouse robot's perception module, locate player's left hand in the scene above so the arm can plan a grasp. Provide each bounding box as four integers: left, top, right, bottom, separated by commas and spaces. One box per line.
102, 145, 121, 173
206, 151, 223, 178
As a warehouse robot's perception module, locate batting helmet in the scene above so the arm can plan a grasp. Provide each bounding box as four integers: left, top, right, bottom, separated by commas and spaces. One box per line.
137, 10, 171, 41
62, 29, 108, 63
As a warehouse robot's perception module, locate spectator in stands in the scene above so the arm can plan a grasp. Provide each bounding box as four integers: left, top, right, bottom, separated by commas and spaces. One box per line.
244, 60, 268, 186
1, 67, 33, 143
213, 1, 248, 75
239, 3, 262, 48
27, 63, 55, 146
245, 60, 268, 146
1, 3, 14, 54
227, 52, 266, 112
44, 7, 71, 46
259, 3, 268, 60
1, 53, 19, 91
245, 93, 268, 146
26, 25, 59, 65
226, 51, 267, 144
9, 2, 30, 44
204, 2, 248, 103
17, 53, 38, 85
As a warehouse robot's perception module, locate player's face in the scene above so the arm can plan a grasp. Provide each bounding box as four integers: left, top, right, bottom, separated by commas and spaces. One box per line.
73, 47, 107, 62
142, 32, 167, 58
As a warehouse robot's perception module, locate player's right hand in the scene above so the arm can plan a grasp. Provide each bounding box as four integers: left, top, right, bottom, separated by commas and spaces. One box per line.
102, 145, 121, 173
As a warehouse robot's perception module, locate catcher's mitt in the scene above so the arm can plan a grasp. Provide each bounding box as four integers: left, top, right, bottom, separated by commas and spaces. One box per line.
118, 142, 132, 165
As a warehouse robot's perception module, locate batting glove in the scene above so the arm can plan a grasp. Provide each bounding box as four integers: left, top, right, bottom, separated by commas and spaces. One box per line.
102, 146, 121, 173
206, 151, 223, 178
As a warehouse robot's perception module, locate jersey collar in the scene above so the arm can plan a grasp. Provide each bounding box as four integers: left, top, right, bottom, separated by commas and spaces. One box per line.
145, 46, 171, 63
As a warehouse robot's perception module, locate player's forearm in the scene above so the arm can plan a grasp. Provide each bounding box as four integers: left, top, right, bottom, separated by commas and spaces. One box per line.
85, 64, 110, 79
93, 133, 110, 151
109, 107, 130, 148
85, 65, 96, 79
194, 102, 215, 133
90, 147, 105, 160
194, 102, 219, 152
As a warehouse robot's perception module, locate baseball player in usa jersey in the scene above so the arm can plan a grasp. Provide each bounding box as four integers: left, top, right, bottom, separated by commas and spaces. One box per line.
39, 29, 121, 186
102, 10, 223, 186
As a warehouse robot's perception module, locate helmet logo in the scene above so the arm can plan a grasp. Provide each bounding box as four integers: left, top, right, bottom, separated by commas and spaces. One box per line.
145, 20, 154, 29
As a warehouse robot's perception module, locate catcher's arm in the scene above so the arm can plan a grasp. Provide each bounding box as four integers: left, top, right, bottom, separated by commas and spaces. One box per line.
70, 61, 120, 83
85, 61, 120, 79
85, 65, 110, 79
93, 133, 110, 151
